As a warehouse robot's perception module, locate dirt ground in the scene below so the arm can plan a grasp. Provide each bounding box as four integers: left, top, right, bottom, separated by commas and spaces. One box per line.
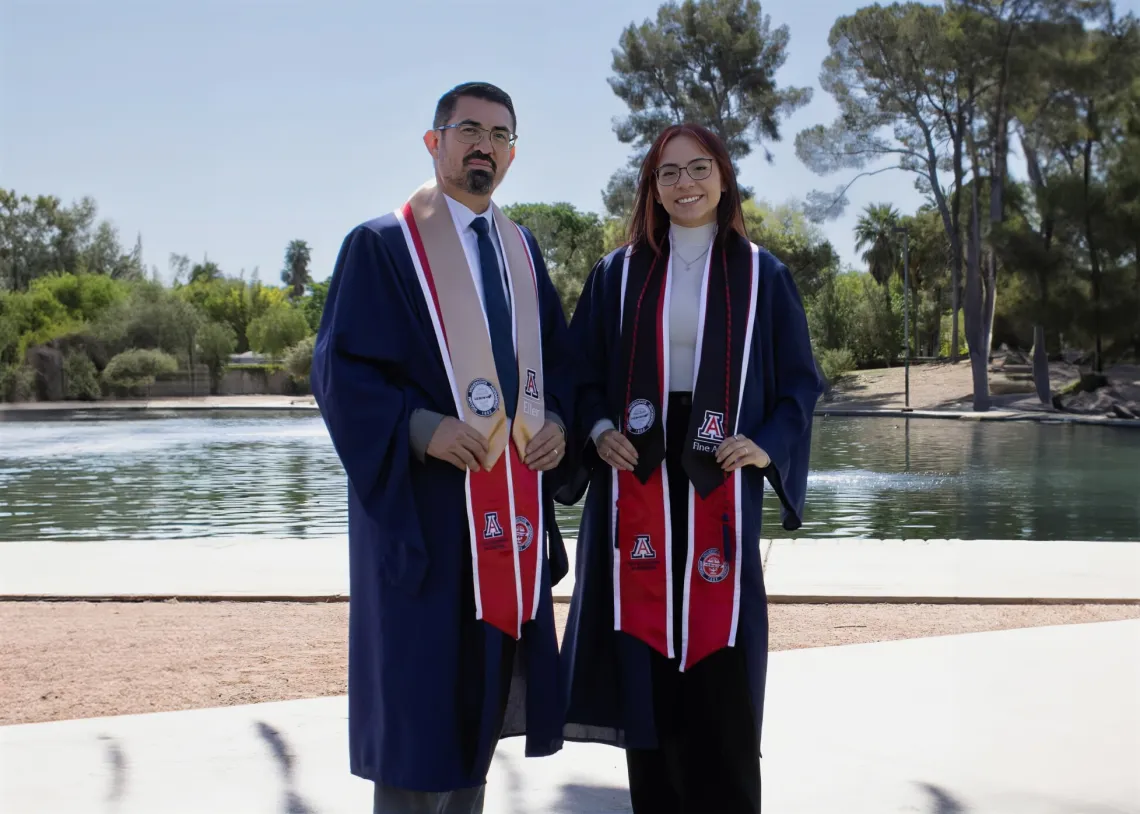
3, 600, 1138, 726
827, 357, 1139, 415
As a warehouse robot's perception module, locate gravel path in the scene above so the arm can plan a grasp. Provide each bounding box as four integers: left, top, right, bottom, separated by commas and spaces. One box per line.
3, 601, 1138, 726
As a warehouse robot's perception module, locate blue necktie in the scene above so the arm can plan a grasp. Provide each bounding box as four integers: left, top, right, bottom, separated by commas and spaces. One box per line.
469, 216, 517, 419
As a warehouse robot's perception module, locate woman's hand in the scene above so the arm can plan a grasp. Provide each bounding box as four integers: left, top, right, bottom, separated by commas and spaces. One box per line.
596, 429, 638, 471
715, 434, 770, 472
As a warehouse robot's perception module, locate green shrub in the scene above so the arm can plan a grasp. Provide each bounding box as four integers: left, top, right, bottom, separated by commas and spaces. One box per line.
63, 351, 101, 400
247, 305, 310, 359
0, 364, 36, 402
818, 347, 856, 384
283, 335, 315, 379
102, 348, 178, 394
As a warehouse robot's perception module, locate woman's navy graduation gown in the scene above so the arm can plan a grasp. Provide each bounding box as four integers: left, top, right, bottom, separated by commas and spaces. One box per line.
554, 232, 823, 752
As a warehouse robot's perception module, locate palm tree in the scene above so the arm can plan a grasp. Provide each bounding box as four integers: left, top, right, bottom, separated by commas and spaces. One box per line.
853, 203, 904, 366
854, 203, 903, 292
281, 240, 312, 299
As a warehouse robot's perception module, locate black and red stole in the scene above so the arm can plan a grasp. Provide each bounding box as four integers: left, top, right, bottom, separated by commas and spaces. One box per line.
611, 230, 759, 671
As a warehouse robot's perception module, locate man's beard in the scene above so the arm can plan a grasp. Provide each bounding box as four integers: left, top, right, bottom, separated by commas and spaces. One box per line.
464, 168, 494, 195
459, 151, 497, 195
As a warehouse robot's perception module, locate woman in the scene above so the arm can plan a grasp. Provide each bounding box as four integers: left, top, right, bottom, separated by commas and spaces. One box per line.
554, 123, 823, 813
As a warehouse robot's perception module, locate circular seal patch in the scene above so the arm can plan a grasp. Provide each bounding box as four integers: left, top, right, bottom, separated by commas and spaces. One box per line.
626, 399, 656, 435
466, 378, 499, 417
697, 547, 730, 583
515, 516, 534, 553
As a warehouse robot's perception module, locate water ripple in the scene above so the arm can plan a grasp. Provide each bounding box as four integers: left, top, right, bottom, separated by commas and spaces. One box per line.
1, 411, 1138, 542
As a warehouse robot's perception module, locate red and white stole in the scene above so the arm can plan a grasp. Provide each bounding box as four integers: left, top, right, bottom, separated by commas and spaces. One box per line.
395, 179, 546, 640
612, 233, 759, 671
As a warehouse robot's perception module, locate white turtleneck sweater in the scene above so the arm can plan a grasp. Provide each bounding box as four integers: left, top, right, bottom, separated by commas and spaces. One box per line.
590, 220, 717, 443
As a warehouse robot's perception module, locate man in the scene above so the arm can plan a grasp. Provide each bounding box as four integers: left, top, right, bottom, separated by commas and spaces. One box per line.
311, 81, 572, 813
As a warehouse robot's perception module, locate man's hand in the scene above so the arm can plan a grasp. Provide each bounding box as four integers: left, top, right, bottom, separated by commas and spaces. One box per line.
524, 420, 566, 471
596, 429, 638, 472
426, 417, 490, 472
715, 434, 771, 472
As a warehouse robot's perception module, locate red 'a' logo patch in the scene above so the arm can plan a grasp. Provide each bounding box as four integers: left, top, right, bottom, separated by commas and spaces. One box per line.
483, 512, 505, 539
698, 410, 726, 443
631, 534, 656, 560
524, 368, 540, 399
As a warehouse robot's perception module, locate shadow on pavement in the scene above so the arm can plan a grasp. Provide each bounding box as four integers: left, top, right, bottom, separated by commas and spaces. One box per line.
256, 721, 319, 814
548, 782, 632, 813
917, 783, 969, 813
97, 734, 128, 813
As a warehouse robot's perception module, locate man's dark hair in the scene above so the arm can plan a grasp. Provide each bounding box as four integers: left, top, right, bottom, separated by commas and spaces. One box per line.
433, 82, 517, 133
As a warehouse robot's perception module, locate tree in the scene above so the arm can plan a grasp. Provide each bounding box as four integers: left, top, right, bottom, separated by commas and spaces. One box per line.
741, 199, 838, 298
900, 206, 952, 358
247, 305, 310, 359
301, 279, 329, 333
854, 204, 903, 289
502, 203, 604, 318
796, 0, 1005, 371
96, 281, 202, 359
603, 0, 812, 215
189, 259, 223, 285
281, 239, 313, 299
0, 190, 142, 290
196, 321, 237, 394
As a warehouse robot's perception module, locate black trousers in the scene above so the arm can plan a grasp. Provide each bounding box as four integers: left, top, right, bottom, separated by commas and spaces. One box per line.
625, 392, 761, 814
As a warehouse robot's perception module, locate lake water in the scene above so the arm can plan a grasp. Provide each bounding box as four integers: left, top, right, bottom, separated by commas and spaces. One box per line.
1, 410, 1138, 542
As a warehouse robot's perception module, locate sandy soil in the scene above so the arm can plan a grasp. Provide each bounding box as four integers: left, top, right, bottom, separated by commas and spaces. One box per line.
827, 357, 1139, 416
3, 600, 1138, 727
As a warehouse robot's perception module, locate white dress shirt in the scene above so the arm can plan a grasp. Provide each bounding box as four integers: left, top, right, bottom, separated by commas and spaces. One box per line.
589, 221, 715, 444
443, 194, 511, 317
408, 193, 561, 461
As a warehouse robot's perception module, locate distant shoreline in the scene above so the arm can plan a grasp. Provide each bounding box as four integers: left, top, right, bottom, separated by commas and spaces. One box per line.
1, 393, 1137, 428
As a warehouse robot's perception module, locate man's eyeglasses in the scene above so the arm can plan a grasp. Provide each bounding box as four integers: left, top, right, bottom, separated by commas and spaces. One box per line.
438, 123, 517, 150
655, 158, 714, 186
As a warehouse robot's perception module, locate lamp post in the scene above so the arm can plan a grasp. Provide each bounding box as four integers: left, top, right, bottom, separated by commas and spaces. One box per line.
894, 225, 911, 411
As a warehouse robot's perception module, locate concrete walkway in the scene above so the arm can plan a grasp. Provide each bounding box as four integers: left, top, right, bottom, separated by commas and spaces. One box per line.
3, 536, 1139, 603
2, 619, 1137, 813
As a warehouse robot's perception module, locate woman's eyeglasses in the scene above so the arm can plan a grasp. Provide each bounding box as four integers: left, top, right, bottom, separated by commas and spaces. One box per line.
654, 158, 714, 186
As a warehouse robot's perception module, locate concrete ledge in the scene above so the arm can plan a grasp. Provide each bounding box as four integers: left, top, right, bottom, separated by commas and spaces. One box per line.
0, 537, 348, 600
3, 536, 1138, 605
763, 537, 1140, 603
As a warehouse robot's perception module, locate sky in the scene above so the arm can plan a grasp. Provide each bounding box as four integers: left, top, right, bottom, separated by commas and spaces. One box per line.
3, 0, 1137, 286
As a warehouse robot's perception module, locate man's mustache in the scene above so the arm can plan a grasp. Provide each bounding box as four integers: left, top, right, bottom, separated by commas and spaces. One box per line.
464, 152, 497, 172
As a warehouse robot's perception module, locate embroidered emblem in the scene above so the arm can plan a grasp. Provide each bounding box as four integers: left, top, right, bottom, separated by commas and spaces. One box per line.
631, 534, 656, 560
698, 410, 726, 443
626, 399, 655, 435
697, 547, 730, 583
483, 512, 505, 539
524, 368, 540, 399
515, 516, 534, 552
467, 378, 499, 417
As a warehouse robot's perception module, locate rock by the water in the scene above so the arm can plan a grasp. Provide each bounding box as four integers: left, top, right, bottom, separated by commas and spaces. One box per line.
1055, 365, 1140, 419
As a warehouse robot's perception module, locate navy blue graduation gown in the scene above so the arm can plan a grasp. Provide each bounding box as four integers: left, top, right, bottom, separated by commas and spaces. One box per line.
311, 213, 572, 792
554, 235, 823, 752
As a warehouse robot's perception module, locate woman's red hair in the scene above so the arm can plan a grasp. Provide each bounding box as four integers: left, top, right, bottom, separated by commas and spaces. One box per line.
625, 123, 749, 256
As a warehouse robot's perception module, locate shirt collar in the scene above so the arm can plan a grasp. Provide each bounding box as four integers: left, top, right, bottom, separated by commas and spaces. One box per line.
443, 193, 492, 232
